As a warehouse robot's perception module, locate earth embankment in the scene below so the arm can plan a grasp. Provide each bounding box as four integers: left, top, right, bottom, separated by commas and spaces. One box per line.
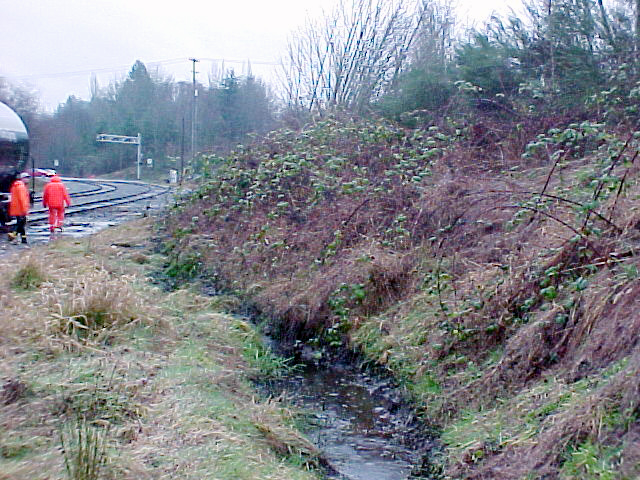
163, 114, 640, 478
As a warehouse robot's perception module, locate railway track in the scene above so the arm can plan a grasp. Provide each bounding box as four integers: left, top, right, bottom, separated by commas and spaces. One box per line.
27, 178, 170, 225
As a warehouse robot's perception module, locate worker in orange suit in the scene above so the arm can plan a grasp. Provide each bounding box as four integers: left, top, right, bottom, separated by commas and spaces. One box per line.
8, 171, 30, 244
42, 174, 71, 233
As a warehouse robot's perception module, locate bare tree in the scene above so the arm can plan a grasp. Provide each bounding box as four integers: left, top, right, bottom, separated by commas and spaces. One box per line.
0, 78, 40, 121
410, 1, 455, 68
279, 0, 433, 113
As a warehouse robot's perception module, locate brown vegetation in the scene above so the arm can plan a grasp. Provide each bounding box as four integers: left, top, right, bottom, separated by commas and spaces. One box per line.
164, 112, 640, 477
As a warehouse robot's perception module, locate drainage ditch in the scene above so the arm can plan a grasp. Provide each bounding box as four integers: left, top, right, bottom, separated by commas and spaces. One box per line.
162, 253, 440, 479
261, 357, 437, 479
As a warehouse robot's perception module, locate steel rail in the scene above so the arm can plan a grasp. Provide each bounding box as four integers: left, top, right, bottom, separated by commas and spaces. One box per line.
27, 179, 170, 225
30, 178, 115, 202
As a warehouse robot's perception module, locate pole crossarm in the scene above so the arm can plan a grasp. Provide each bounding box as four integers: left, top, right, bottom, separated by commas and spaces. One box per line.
96, 133, 140, 145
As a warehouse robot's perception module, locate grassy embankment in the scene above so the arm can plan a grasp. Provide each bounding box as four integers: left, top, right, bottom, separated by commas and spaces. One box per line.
163, 114, 640, 478
0, 218, 322, 480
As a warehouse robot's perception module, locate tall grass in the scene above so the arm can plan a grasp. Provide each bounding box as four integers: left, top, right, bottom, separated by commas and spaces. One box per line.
59, 414, 110, 480
45, 268, 145, 344
232, 318, 298, 378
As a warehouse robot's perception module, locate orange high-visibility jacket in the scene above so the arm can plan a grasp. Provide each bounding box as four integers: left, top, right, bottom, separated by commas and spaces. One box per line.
42, 176, 71, 209
8, 179, 30, 216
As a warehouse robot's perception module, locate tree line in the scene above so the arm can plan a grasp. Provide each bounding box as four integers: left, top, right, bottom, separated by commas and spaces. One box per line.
1, 62, 275, 176
2, 0, 640, 176
283, 0, 640, 126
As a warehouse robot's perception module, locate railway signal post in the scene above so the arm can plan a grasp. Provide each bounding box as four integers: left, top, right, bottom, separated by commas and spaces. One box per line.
96, 133, 142, 180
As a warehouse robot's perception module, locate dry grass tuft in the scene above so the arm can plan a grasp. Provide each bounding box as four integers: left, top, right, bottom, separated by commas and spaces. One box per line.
251, 398, 322, 466
454, 351, 640, 479
44, 269, 146, 346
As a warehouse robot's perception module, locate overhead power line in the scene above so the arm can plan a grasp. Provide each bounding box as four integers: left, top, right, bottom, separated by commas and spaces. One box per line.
11, 58, 187, 80
198, 57, 281, 66
11, 57, 281, 81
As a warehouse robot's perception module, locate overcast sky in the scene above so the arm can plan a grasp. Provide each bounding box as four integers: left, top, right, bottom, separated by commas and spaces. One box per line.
2, 0, 520, 112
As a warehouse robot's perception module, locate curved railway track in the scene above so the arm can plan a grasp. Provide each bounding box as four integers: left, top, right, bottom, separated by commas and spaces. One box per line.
27, 178, 170, 225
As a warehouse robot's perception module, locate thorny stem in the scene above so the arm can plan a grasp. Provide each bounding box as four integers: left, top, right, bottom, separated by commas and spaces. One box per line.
540, 145, 567, 196
583, 132, 635, 231
592, 132, 634, 203
501, 204, 605, 259
434, 238, 448, 317
342, 197, 371, 227
469, 189, 622, 232
608, 149, 639, 224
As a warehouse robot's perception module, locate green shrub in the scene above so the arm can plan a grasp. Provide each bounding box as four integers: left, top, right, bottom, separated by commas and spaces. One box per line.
11, 259, 45, 290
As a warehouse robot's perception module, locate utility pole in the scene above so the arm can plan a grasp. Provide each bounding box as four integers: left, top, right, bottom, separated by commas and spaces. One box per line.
137, 133, 142, 180
180, 116, 185, 185
189, 58, 199, 160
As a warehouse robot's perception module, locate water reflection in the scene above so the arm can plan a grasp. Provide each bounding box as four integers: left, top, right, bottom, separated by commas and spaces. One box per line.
271, 368, 415, 480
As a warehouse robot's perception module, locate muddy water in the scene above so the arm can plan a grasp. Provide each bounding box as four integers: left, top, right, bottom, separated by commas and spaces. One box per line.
266, 365, 431, 479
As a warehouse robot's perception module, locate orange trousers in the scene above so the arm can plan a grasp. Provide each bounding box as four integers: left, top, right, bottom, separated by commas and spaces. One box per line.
48, 206, 65, 231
